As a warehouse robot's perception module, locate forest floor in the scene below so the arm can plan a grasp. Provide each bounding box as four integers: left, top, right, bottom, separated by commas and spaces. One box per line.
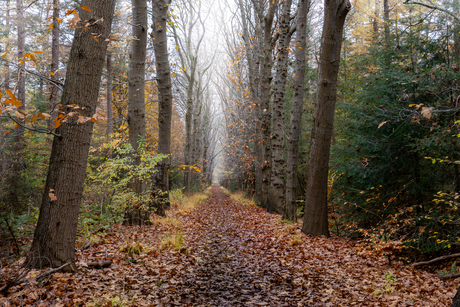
0, 185, 459, 306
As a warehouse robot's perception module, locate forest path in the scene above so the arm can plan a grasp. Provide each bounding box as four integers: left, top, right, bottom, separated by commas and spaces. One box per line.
163, 185, 454, 306
1, 186, 456, 306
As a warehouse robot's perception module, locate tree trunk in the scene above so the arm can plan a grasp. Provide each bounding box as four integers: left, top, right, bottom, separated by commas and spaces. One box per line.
269, 0, 293, 214
124, 0, 149, 226
383, 0, 390, 40
3, 0, 10, 91
302, 0, 351, 236
7, 0, 26, 209
259, 0, 278, 210
284, 0, 311, 222
184, 57, 197, 194
27, 0, 116, 269
48, 0, 60, 131
106, 52, 113, 142
452, 286, 460, 307
151, 0, 173, 216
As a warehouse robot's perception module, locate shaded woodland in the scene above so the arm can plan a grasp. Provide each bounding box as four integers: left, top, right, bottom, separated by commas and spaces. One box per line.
1, 0, 460, 305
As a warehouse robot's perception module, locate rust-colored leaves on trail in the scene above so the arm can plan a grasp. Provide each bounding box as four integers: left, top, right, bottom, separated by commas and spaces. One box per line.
1, 185, 458, 306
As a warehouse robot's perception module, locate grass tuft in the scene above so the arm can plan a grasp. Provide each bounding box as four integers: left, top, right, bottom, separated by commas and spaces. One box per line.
176, 192, 207, 215
158, 231, 187, 253
119, 241, 144, 257
230, 191, 257, 207
289, 233, 303, 246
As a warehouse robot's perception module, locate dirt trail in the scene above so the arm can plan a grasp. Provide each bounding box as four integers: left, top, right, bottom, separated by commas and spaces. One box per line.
1, 185, 457, 306
155, 185, 456, 306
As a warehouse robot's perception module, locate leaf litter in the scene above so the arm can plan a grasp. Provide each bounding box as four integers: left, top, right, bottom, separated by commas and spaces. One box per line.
1, 185, 458, 306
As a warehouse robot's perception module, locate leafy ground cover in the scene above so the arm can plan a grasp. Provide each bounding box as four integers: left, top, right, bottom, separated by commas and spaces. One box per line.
1, 185, 458, 306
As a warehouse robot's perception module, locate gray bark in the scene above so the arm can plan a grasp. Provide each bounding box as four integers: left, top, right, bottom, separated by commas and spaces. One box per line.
151, 0, 173, 216
302, 0, 351, 236
124, 0, 149, 225
269, 0, 293, 214
106, 52, 113, 140
284, 0, 311, 221
255, 0, 278, 210
49, 0, 60, 131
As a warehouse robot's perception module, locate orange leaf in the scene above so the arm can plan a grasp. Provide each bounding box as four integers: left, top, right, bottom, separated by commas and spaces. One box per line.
80, 5, 92, 12
55, 118, 62, 129
91, 35, 99, 42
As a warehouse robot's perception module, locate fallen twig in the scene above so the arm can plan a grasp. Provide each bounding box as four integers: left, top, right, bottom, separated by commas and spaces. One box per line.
411, 252, 460, 268
36, 263, 71, 282
93, 251, 109, 258
87, 260, 112, 269
438, 273, 460, 280
0, 262, 70, 293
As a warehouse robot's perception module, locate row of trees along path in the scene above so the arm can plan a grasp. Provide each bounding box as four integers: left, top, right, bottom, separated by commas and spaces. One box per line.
1, 185, 457, 306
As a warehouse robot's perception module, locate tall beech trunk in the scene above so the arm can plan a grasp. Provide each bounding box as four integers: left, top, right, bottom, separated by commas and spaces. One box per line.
106, 52, 113, 141
269, 0, 293, 214
3, 0, 10, 90
151, 0, 173, 216
27, 0, 116, 269
284, 0, 311, 222
184, 58, 197, 194
302, 0, 351, 236
48, 0, 60, 131
124, 0, 149, 225
7, 0, 26, 208
258, 0, 278, 210
237, 0, 263, 199
383, 0, 390, 41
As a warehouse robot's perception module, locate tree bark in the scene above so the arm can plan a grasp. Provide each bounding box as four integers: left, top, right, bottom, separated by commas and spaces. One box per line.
151, 0, 173, 216
27, 0, 116, 269
184, 58, 197, 193
284, 0, 311, 221
269, 0, 293, 214
106, 52, 113, 142
7, 0, 26, 208
124, 0, 149, 226
452, 286, 460, 307
3, 0, 10, 91
302, 0, 351, 236
48, 0, 60, 131
257, 0, 278, 210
